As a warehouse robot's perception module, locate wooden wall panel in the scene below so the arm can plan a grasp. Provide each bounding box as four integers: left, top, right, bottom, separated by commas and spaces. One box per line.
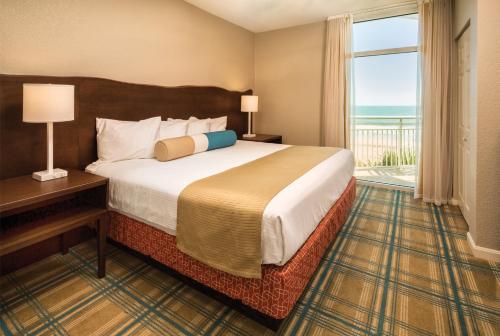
0, 74, 250, 179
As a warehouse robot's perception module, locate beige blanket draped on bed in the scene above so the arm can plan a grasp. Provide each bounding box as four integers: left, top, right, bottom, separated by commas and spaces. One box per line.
176, 146, 341, 278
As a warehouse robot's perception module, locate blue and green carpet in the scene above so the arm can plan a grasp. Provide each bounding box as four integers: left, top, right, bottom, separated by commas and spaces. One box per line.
1, 185, 499, 335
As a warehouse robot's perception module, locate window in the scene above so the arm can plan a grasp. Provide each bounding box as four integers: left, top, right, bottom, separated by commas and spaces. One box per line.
353, 14, 419, 52
351, 14, 419, 187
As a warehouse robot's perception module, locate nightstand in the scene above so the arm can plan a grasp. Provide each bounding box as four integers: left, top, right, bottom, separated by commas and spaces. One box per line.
0, 170, 109, 277
241, 134, 283, 144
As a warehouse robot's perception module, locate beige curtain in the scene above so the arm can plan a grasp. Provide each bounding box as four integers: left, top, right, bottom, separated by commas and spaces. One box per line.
415, 0, 453, 205
322, 15, 352, 148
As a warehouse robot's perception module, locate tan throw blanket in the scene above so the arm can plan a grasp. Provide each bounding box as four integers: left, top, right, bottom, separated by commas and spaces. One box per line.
176, 146, 341, 278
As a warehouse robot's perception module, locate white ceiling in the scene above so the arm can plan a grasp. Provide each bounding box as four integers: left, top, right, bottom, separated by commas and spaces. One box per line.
184, 0, 406, 33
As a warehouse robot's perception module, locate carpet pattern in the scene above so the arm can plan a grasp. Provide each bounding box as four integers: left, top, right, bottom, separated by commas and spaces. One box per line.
1, 184, 499, 335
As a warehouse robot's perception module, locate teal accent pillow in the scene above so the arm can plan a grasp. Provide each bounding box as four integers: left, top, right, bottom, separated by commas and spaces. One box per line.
205, 130, 237, 150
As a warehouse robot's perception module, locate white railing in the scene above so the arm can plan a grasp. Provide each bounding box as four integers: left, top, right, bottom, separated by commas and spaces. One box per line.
352, 116, 417, 167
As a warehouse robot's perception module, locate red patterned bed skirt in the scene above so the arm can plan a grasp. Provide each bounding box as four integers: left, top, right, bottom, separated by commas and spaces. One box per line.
108, 177, 356, 319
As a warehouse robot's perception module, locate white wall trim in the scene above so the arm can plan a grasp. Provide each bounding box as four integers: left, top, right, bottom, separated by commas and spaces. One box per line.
467, 232, 500, 262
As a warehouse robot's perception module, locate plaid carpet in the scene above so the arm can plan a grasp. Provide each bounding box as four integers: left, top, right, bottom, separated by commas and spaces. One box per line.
1, 184, 499, 335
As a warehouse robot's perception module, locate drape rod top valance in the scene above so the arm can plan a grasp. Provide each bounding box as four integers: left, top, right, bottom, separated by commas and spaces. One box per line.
327, 0, 417, 22
327, 13, 352, 21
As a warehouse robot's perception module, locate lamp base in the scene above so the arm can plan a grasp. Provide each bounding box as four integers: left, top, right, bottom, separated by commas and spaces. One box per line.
32, 168, 68, 182
243, 133, 256, 138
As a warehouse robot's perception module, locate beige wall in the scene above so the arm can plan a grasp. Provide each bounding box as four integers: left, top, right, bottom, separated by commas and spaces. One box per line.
254, 22, 325, 145
0, 0, 254, 91
474, 0, 500, 250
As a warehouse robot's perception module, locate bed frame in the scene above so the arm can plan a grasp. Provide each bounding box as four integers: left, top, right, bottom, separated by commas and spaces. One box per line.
0, 74, 355, 330
108, 239, 287, 330
107, 178, 356, 331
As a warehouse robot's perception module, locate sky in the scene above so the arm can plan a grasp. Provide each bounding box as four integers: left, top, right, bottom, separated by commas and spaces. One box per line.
352, 14, 419, 107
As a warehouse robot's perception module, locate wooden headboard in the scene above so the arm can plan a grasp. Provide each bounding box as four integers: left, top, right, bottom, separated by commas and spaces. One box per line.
0, 74, 251, 179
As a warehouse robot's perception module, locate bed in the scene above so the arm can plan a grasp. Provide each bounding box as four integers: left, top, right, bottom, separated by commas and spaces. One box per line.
0, 74, 356, 330
87, 140, 355, 327
87, 140, 354, 266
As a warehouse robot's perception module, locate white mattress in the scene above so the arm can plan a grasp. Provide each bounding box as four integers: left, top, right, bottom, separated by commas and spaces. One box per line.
86, 140, 354, 265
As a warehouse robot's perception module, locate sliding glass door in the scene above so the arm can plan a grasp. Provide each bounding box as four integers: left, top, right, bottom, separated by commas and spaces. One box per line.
351, 14, 419, 187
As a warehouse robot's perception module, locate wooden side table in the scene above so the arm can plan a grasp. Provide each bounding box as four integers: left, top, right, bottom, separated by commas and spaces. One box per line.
240, 134, 283, 144
0, 170, 109, 277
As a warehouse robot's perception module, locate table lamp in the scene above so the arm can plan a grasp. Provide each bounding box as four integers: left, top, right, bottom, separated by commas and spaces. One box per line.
23, 84, 75, 181
241, 95, 258, 138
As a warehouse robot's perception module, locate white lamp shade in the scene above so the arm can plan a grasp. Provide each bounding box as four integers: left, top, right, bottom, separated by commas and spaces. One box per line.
241, 95, 258, 113
23, 84, 75, 123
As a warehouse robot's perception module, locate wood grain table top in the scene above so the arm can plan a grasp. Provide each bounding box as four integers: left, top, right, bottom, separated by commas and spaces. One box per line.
0, 170, 108, 213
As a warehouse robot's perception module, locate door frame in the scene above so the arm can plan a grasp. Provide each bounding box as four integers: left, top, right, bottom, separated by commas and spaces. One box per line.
452, 21, 475, 230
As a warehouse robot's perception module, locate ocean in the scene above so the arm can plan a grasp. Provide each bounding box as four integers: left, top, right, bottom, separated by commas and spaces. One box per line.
354, 106, 417, 128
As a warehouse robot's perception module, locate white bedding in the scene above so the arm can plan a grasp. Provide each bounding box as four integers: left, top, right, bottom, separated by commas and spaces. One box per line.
86, 140, 354, 265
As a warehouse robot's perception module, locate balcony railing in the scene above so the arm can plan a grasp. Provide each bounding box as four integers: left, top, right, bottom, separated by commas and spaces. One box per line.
352, 116, 417, 168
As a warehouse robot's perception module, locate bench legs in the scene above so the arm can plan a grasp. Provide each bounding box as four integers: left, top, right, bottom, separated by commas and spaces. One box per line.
96, 214, 108, 278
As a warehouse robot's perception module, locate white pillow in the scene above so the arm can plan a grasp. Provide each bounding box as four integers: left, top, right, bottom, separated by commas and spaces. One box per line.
96, 116, 161, 162
168, 117, 211, 135
158, 120, 188, 139
184, 116, 227, 132
209, 116, 227, 132
187, 118, 210, 135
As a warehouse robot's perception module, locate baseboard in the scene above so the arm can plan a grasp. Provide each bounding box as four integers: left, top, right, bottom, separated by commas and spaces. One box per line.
467, 232, 500, 262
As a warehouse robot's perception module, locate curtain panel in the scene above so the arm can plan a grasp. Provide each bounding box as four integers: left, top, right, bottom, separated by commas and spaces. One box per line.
322, 15, 353, 148
415, 0, 453, 205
